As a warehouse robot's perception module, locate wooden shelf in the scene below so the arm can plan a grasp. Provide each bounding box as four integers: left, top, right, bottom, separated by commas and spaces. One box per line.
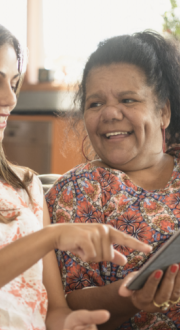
21, 81, 78, 92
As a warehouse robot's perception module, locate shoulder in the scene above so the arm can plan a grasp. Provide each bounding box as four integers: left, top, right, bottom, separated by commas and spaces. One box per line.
45, 163, 91, 202
12, 165, 42, 192
49, 162, 99, 185
14, 166, 43, 202
30, 174, 43, 194
45, 162, 116, 207
11, 165, 27, 180
47, 162, 111, 192
11, 165, 37, 183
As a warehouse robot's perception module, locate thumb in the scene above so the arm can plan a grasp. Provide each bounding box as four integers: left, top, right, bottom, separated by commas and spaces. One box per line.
111, 250, 127, 265
63, 310, 110, 329
119, 272, 138, 297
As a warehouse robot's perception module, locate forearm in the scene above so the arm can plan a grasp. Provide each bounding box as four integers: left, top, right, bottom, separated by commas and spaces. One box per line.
0, 225, 56, 287
46, 306, 71, 330
66, 281, 139, 330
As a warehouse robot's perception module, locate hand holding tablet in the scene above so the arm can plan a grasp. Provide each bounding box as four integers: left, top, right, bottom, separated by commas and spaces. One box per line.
126, 229, 180, 290
119, 229, 180, 313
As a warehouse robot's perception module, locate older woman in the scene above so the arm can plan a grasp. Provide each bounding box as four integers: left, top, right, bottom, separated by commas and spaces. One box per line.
46, 31, 180, 329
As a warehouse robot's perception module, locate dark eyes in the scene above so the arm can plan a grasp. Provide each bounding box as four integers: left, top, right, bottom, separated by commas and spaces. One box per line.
122, 99, 135, 103
87, 98, 136, 109
11, 86, 17, 92
11, 80, 19, 93
89, 102, 102, 108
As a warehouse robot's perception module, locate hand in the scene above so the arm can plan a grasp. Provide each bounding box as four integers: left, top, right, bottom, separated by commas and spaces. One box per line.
63, 310, 110, 330
54, 223, 152, 265
119, 264, 180, 312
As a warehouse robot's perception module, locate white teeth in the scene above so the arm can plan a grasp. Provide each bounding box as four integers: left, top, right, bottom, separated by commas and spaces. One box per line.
0, 117, 7, 123
106, 132, 129, 137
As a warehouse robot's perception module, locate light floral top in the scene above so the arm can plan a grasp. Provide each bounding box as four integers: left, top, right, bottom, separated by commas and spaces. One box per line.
0, 171, 48, 330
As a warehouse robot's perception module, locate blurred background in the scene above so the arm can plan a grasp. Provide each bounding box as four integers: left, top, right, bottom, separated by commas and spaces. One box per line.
0, 0, 180, 175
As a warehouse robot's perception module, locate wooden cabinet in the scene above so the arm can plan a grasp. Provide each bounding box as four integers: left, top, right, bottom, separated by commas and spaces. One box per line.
7, 115, 85, 175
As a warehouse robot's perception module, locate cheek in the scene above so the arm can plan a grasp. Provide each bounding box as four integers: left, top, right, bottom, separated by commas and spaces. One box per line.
128, 110, 155, 131
84, 112, 98, 137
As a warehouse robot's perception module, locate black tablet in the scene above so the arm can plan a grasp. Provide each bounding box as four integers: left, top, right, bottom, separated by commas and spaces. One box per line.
127, 229, 180, 290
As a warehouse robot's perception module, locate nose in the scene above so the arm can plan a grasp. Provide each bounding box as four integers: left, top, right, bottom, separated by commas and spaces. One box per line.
0, 84, 17, 110
101, 104, 124, 123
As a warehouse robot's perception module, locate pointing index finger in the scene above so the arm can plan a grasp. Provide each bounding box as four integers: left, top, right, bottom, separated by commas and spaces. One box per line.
109, 227, 152, 254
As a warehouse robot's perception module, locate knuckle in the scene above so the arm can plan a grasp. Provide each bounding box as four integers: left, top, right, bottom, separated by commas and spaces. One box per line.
81, 255, 89, 262
94, 228, 101, 238
100, 224, 109, 236
121, 232, 130, 243
93, 224, 107, 238
172, 288, 180, 299
141, 291, 152, 302
106, 224, 111, 232
166, 272, 175, 280
85, 231, 92, 240
159, 293, 169, 302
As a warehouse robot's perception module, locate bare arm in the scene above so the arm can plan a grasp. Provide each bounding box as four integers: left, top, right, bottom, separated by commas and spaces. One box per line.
42, 197, 71, 329
67, 260, 180, 330
66, 281, 139, 330
43, 198, 138, 329
0, 195, 151, 329
0, 199, 151, 289
43, 198, 111, 330
0, 223, 54, 288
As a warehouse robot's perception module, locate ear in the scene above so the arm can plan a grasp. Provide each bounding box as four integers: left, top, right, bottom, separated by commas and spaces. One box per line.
160, 99, 171, 129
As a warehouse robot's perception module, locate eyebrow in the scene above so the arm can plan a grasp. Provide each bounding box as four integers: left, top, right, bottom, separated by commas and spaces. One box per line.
86, 90, 138, 102
116, 91, 138, 98
0, 72, 20, 80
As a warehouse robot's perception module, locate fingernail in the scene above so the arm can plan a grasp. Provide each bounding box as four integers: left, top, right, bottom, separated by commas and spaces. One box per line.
154, 271, 162, 279
171, 265, 178, 273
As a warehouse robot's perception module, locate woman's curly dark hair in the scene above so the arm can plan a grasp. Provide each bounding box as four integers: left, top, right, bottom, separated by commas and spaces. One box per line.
75, 30, 180, 148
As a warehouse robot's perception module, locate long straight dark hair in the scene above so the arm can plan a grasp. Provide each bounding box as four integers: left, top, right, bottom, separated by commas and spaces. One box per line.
0, 25, 33, 223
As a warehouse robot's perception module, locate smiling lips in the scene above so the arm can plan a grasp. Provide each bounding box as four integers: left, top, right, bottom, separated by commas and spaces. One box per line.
105, 131, 132, 139
0, 115, 9, 128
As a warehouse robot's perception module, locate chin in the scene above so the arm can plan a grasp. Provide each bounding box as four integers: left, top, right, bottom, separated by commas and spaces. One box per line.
0, 132, 4, 143
105, 152, 131, 164
104, 158, 129, 169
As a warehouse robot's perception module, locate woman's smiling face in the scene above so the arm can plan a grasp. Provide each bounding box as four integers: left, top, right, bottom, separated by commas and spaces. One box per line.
84, 63, 170, 171
0, 44, 19, 142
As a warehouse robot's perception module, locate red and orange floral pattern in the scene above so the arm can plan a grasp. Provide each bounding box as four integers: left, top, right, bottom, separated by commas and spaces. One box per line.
46, 149, 180, 329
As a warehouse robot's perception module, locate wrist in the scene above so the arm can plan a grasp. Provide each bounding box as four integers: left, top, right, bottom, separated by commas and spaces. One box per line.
42, 225, 59, 251
46, 306, 72, 330
45, 223, 65, 250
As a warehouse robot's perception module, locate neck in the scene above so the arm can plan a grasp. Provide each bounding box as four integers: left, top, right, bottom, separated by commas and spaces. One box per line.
93, 152, 174, 191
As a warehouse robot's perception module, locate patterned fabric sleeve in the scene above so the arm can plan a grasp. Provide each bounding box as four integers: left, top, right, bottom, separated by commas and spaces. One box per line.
46, 163, 107, 293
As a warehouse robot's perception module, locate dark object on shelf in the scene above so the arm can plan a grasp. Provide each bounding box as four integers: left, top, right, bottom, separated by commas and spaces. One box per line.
38, 68, 55, 82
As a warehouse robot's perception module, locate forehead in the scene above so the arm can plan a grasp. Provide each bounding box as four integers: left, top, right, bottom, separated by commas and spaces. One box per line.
85, 63, 149, 96
0, 44, 18, 74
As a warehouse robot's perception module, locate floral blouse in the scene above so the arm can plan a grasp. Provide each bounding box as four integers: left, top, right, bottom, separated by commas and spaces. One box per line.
46, 150, 180, 330
0, 172, 47, 330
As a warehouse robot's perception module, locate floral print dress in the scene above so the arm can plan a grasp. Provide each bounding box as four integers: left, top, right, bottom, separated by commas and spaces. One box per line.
46, 149, 180, 330
0, 173, 48, 330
